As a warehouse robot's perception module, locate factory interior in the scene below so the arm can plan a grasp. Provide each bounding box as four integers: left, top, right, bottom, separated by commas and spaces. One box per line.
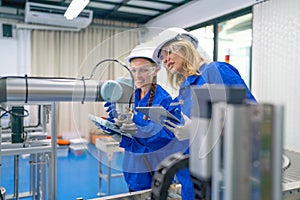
1, 0, 300, 199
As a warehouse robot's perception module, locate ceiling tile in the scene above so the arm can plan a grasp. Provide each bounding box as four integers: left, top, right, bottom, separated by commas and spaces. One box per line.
96, 0, 123, 3
118, 6, 160, 16
88, 2, 115, 10
126, 0, 172, 10
156, 0, 186, 3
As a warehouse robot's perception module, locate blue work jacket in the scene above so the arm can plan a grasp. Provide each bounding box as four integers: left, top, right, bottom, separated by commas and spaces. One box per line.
119, 84, 181, 191
175, 61, 256, 200
177, 61, 256, 117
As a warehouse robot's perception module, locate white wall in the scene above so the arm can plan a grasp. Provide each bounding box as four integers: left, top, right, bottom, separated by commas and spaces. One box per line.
0, 29, 31, 76
252, 0, 300, 150
0, 38, 19, 76
146, 0, 258, 28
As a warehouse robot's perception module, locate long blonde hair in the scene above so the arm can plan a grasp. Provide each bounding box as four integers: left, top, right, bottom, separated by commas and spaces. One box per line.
164, 40, 208, 88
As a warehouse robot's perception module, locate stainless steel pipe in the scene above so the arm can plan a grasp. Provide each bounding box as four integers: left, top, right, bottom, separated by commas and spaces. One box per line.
0, 76, 134, 104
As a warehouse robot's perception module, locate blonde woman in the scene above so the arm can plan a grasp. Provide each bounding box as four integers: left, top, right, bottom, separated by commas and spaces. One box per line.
152, 27, 256, 200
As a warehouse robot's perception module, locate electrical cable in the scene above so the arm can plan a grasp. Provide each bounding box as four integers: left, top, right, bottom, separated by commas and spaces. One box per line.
81, 76, 86, 104
24, 74, 28, 103
24, 105, 41, 128
87, 58, 135, 111
0, 106, 43, 130
0, 107, 29, 119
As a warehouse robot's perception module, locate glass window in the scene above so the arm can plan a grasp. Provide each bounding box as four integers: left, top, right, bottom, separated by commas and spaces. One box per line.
190, 25, 214, 61
218, 13, 252, 87
189, 11, 253, 89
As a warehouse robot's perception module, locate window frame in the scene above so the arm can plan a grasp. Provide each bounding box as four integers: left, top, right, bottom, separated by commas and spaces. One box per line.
187, 7, 253, 89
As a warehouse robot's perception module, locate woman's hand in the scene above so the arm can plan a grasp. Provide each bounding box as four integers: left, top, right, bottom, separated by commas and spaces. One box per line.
162, 113, 192, 141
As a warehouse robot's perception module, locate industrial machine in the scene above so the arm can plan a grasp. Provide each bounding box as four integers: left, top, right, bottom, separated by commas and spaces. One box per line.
0, 59, 136, 200
86, 85, 293, 200
150, 85, 290, 200
2, 60, 298, 200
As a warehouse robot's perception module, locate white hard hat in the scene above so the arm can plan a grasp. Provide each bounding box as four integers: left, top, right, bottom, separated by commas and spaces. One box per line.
152, 27, 199, 63
126, 41, 159, 66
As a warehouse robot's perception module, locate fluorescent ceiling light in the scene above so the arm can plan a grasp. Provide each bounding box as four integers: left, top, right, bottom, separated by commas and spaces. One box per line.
64, 0, 90, 20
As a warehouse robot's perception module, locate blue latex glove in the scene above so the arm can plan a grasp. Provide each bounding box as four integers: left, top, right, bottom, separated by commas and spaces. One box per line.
94, 102, 118, 134
104, 102, 118, 121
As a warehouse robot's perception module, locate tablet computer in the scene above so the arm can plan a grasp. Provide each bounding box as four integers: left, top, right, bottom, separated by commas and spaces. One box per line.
88, 114, 133, 138
136, 106, 181, 124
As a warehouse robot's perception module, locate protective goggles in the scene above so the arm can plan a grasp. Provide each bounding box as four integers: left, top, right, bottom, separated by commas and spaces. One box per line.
159, 44, 182, 61
129, 66, 156, 75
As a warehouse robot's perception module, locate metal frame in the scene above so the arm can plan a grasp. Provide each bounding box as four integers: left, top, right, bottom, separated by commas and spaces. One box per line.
0, 73, 134, 200
0, 103, 55, 200
96, 137, 124, 196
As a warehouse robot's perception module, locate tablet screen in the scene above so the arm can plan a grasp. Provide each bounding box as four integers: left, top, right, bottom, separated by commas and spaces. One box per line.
136, 106, 181, 124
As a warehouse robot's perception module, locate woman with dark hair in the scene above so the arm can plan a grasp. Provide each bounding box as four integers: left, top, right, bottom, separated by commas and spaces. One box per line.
101, 42, 182, 192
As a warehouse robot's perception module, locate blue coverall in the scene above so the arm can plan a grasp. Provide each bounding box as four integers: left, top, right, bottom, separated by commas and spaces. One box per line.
174, 61, 256, 200
119, 84, 182, 191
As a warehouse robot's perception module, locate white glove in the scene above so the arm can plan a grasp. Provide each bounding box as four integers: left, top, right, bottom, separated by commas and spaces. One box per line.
163, 114, 192, 141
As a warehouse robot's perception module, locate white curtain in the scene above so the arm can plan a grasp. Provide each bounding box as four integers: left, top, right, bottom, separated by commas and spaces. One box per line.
252, 0, 300, 150
30, 21, 140, 140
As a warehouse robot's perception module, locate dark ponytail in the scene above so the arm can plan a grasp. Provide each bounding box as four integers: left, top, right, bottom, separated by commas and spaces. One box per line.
144, 76, 157, 120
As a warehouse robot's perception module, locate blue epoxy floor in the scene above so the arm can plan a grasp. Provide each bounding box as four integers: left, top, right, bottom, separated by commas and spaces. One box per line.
1, 144, 128, 200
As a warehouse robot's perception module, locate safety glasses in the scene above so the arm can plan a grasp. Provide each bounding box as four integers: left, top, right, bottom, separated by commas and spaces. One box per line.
129, 66, 156, 76
159, 44, 182, 61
